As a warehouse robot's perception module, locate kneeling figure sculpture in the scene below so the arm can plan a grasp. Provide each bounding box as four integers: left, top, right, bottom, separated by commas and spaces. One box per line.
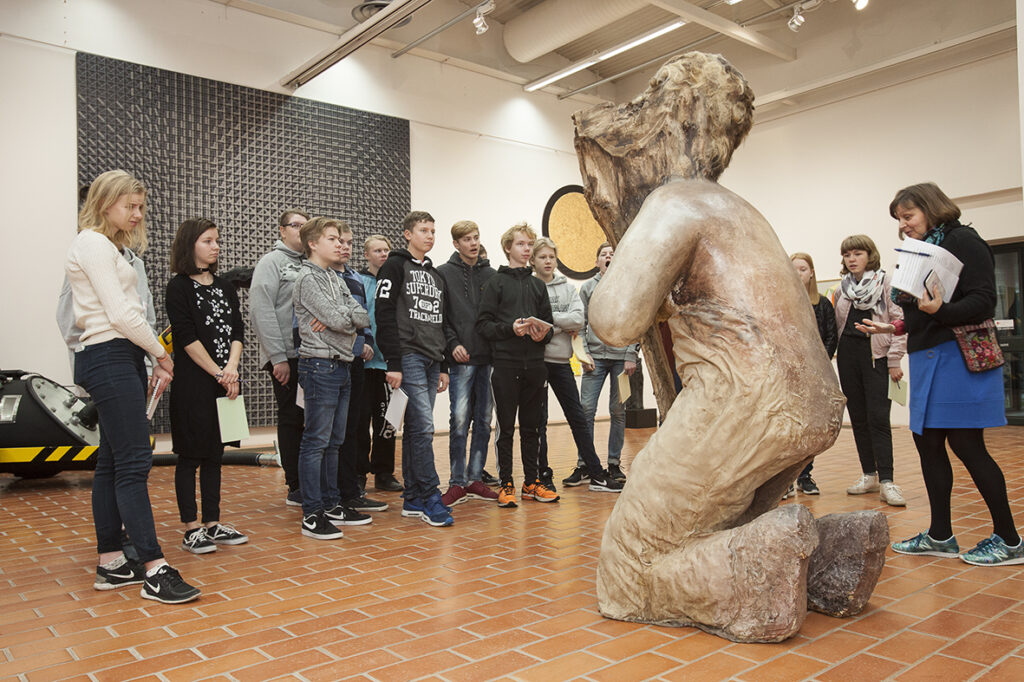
573, 52, 887, 643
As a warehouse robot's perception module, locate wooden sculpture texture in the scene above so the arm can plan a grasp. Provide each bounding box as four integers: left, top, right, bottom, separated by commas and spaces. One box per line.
574, 53, 881, 643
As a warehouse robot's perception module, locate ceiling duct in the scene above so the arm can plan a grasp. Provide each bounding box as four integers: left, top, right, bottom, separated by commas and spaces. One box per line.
503, 0, 646, 64
352, 0, 413, 27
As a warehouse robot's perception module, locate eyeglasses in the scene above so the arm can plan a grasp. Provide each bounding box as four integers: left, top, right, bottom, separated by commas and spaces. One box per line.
282, 222, 305, 229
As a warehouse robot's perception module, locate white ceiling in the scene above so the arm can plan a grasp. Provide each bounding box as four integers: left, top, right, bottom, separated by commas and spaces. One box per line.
214, 0, 1018, 119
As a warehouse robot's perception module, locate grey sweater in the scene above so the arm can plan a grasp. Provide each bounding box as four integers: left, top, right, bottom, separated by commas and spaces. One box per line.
293, 261, 370, 361
541, 273, 584, 364
250, 240, 304, 367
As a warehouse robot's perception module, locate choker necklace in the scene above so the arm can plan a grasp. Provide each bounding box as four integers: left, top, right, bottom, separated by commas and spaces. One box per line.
197, 267, 210, 273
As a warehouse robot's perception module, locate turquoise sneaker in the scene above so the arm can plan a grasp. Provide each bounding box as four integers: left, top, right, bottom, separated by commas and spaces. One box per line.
960, 534, 1024, 566
892, 532, 960, 557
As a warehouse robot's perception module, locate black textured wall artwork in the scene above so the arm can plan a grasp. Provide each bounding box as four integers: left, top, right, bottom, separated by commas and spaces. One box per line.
76, 53, 411, 433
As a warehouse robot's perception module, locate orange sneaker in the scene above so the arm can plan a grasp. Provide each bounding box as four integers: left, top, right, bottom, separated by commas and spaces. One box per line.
497, 482, 517, 508
522, 480, 560, 503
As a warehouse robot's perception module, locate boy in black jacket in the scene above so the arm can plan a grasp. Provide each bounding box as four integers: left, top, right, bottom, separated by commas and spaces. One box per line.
437, 220, 499, 507
476, 223, 556, 507
374, 211, 453, 527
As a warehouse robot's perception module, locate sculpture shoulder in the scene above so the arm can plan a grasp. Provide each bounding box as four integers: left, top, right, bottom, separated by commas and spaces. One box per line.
641, 180, 754, 223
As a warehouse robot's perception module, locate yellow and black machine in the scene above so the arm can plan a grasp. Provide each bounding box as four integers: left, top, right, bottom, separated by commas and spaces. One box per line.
0, 370, 100, 477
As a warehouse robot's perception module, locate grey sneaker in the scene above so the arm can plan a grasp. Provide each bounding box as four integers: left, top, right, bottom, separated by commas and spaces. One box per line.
892, 532, 960, 557
880, 481, 906, 507
847, 473, 880, 495
960, 534, 1024, 566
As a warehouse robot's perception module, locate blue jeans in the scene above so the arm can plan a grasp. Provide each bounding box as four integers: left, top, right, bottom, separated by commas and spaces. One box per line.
74, 339, 163, 563
400, 353, 442, 502
297, 357, 350, 516
541, 362, 604, 478
447, 363, 492, 486
579, 358, 625, 467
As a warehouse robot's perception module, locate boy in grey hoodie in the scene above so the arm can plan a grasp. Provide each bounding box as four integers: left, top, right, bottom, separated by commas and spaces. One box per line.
250, 209, 308, 506
292, 218, 370, 540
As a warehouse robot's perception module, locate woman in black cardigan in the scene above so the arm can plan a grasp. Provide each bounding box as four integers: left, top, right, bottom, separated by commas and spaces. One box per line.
859, 183, 1021, 566
166, 218, 248, 555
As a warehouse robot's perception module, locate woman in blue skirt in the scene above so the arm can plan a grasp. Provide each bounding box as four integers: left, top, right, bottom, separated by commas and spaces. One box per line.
858, 182, 1021, 566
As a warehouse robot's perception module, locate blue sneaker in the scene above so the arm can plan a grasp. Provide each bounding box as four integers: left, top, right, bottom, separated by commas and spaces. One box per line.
401, 498, 427, 519
892, 532, 960, 557
960, 534, 1024, 566
422, 492, 454, 527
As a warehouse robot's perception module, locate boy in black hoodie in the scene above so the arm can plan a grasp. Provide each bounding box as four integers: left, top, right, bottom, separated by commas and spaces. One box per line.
476, 223, 556, 507
375, 211, 453, 527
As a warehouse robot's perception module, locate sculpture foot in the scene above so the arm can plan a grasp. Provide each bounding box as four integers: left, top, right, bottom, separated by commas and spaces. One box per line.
807, 511, 889, 617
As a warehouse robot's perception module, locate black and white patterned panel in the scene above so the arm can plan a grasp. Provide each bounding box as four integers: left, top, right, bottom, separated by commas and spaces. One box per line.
76, 53, 411, 433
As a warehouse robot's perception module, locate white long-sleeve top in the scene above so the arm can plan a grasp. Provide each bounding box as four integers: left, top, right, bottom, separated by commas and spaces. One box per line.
64, 229, 166, 358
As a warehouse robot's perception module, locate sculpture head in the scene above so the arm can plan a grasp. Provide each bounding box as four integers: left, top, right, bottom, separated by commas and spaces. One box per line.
573, 52, 754, 237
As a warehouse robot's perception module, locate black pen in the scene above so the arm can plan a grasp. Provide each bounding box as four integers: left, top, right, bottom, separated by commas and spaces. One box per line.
895, 248, 931, 257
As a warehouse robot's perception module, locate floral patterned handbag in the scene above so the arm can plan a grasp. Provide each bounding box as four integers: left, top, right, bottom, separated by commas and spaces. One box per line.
951, 319, 1005, 372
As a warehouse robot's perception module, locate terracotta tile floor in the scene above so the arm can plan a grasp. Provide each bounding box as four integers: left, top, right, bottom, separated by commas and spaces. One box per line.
2, 422, 1024, 681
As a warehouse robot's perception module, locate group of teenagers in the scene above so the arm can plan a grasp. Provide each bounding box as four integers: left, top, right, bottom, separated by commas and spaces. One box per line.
62, 169, 634, 605
786, 182, 1022, 567
264, 210, 632, 544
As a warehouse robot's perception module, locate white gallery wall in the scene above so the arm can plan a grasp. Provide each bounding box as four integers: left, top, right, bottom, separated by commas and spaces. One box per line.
2, 0, 1023, 432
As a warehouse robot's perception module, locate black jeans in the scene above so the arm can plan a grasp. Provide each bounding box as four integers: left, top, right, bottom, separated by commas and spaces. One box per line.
837, 335, 894, 481
265, 357, 304, 492
337, 357, 365, 499
358, 368, 397, 477
541, 362, 604, 478
175, 451, 224, 523
491, 364, 547, 485
74, 339, 163, 563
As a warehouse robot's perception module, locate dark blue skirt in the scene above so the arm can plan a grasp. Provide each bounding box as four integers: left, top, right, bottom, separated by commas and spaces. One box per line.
908, 339, 1006, 434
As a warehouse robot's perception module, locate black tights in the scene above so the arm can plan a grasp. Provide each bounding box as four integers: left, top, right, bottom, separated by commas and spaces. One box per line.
913, 428, 1019, 545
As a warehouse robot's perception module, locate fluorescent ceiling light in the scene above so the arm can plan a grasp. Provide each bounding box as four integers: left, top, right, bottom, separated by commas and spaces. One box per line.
524, 20, 685, 92
281, 0, 434, 88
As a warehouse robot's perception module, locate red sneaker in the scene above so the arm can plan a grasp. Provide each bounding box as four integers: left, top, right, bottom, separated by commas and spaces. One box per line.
465, 480, 498, 501
441, 485, 468, 507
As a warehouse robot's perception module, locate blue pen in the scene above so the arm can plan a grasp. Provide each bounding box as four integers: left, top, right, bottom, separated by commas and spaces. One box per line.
895, 248, 931, 257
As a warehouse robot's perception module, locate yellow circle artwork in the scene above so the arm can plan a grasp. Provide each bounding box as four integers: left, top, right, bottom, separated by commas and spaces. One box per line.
546, 190, 606, 276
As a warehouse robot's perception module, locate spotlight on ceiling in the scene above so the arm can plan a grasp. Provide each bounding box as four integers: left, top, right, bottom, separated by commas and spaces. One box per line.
724, 0, 743, 4
852, 0, 869, 9
788, 6, 805, 32
473, 0, 495, 36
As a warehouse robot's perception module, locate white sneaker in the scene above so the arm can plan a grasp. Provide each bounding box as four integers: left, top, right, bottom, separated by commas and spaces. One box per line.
880, 481, 906, 507
847, 473, 880, 495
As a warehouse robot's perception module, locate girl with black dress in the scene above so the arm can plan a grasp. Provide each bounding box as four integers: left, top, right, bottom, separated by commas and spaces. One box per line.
858, 183, 1021, 566
166, 218, 248, 554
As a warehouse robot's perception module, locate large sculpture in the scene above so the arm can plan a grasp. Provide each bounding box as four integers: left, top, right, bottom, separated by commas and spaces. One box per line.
574, 53, 885, 642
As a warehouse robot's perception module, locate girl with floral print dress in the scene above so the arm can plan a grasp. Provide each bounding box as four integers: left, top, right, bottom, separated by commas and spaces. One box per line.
166, 218, 248, 554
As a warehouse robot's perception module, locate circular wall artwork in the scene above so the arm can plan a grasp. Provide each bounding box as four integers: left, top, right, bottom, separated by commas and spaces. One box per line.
542, 185, 607, 280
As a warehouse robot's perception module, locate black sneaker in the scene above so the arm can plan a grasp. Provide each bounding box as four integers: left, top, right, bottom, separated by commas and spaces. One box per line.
539, 476, 558, 494
374, 474, 404, 492
302, 511, 344, 540
562, 467, 589, 487
607, 464, 627, 482
94, 556, 146, 591
589, 472, 624, 493
140, 565, 201, 604
205, 523, 249, 545
286, 488, 303, 507
797, 477, 820, 495
345, 495, 388, 512
325, 505, 373, 526
181, 527, 217, 554
481, 470, 500, 486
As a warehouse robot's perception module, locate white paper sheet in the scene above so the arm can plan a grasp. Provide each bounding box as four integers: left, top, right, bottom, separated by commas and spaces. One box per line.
384, 388, 408, 432
888, 378, 908, 407
617, 371, 632, 403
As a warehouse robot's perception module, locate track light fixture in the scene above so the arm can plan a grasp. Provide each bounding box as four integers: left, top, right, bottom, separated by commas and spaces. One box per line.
787, 6, 805, 32
473, 0, 495, 36
852, 0, 869, 9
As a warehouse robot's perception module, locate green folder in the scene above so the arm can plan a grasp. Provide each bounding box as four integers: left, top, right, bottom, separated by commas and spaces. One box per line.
216, 395, 250, 443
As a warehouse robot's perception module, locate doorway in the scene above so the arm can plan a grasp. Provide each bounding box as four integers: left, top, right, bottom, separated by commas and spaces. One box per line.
993, 241, 1024, 424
